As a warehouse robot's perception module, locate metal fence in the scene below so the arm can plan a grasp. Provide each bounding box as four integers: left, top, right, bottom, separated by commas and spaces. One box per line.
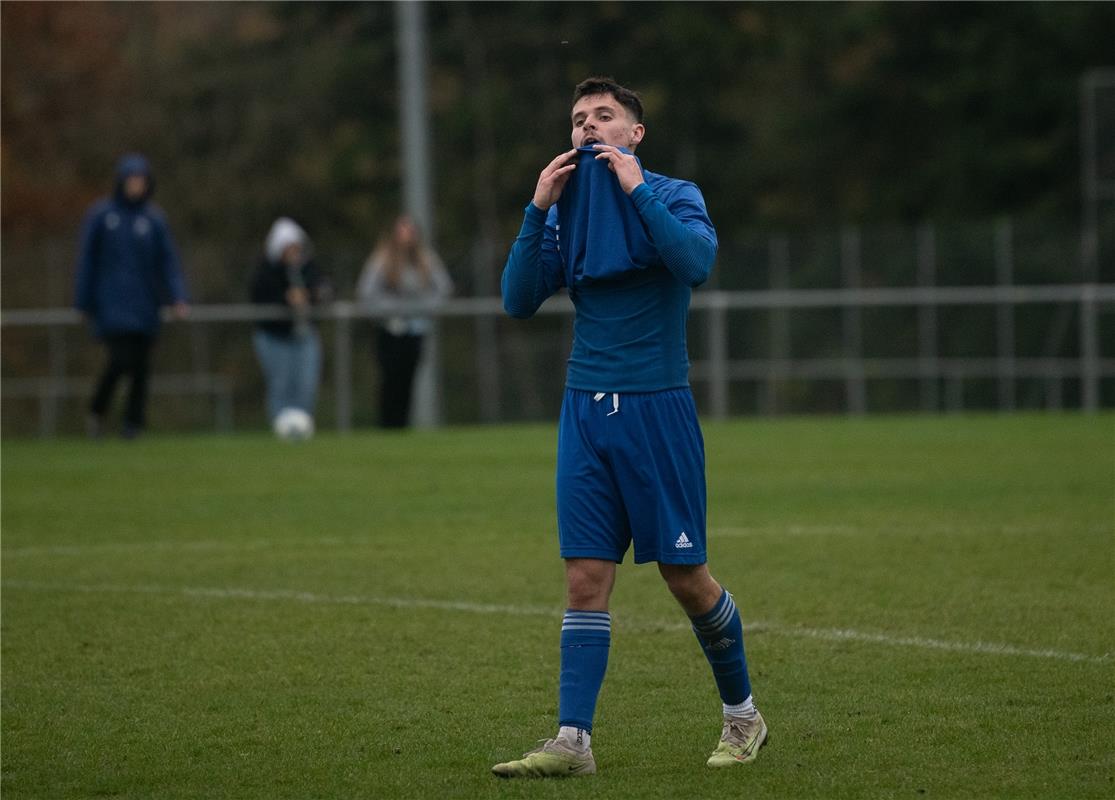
2, 281, 1113, 437
4, 215, 1114, 434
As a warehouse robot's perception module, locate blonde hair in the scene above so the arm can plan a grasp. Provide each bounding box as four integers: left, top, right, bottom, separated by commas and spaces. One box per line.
374, 216, 433, 291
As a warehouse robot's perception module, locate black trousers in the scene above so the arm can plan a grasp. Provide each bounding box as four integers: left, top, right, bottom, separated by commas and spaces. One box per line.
376, 329, 423, 429
90, 333, 154, 429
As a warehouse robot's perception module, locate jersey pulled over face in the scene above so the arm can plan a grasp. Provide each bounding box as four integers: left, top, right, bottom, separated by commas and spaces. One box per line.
571, 93, 645, 150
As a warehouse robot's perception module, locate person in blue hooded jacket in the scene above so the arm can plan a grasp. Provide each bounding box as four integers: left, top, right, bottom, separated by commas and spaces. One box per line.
74, 154, 190, 438
492, 78, 766, 778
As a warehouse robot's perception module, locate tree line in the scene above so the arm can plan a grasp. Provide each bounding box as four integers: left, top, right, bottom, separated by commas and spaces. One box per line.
2, 1, 1112, 305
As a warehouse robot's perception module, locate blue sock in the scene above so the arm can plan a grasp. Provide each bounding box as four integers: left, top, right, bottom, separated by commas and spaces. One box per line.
558, 610, 611, 732
690, 589, 752, 706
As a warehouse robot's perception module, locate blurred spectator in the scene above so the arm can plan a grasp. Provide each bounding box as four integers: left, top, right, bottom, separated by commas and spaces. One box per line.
357, 215, 453, 429
250, 218, 330, 425
74, 153, 190, 439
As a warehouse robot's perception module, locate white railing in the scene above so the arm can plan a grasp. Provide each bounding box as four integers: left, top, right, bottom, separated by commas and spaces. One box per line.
2, 283, 1113, 435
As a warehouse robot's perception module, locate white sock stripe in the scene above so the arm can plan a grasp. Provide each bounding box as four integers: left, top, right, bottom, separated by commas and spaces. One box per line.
566, 615, 611, 629
694, 595, 736, 634
564, 618, 610, 625
563, 611, 611, 619
561, 622, 612, 632
562, 618, 612, 625
709, 597, 736, 629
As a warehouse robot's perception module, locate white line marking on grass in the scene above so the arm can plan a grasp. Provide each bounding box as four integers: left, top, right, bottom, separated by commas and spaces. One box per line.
761, 625, 1113, 664
3, 579, 1110, 665
2, 538, 351, 557
616, 619, 1113, 664
712, 523, 1112, 538
0, 580, 559, 618
713, 525, 856, 537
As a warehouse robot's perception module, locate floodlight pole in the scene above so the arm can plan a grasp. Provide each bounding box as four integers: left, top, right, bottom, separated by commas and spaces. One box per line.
1080, 68, 1115, 284
396, 0, 441, 427
1081, 71, 1100, 283
398, 0, 433, 236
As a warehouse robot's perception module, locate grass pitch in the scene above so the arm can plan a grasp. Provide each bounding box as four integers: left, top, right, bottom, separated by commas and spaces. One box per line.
2, 414, 1112, 799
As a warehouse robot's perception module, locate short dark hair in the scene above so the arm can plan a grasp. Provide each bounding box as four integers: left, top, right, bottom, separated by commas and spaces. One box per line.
572, 76, 643, 123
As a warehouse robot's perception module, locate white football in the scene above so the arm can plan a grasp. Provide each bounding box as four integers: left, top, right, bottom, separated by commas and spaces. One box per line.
273, 407, 315, 441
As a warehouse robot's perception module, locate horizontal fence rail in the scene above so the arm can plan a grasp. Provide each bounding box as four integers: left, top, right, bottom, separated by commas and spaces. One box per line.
4, 283, 1114, 326
2, 283, 1113, 435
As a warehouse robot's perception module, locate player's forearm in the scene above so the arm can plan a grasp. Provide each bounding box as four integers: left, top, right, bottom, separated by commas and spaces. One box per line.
501, 204, 553, 319
630, 184, 716, 287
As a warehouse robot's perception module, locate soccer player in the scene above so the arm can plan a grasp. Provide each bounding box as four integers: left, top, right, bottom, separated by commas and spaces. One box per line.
491, 77, 766, 778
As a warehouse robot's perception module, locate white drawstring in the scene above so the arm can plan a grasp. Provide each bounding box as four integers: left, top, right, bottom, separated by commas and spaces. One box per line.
593, 392, 620, 415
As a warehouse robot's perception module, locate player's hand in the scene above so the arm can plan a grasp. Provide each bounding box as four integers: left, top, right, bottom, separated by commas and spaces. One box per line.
593, 144, 645, 195
532, 149, 578, 210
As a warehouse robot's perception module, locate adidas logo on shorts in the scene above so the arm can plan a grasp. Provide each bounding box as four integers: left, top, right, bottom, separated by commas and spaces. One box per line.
675, 531, 694, 549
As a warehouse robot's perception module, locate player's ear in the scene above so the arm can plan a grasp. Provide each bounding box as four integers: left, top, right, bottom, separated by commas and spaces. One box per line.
630, 123, 645, 148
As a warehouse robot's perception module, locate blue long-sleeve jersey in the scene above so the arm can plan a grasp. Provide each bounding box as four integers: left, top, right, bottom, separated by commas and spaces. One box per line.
501, 149, 717, 392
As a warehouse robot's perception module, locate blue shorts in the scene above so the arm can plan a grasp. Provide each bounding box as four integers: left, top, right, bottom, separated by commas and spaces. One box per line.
556, 387, 707, 565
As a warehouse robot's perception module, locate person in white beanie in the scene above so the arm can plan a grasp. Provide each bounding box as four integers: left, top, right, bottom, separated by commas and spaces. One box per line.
250, 217, 331, 424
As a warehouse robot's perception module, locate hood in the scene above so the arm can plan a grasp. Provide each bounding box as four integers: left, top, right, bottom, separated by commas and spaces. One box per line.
265, 217, 312, 264
113, 153, 154, 205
